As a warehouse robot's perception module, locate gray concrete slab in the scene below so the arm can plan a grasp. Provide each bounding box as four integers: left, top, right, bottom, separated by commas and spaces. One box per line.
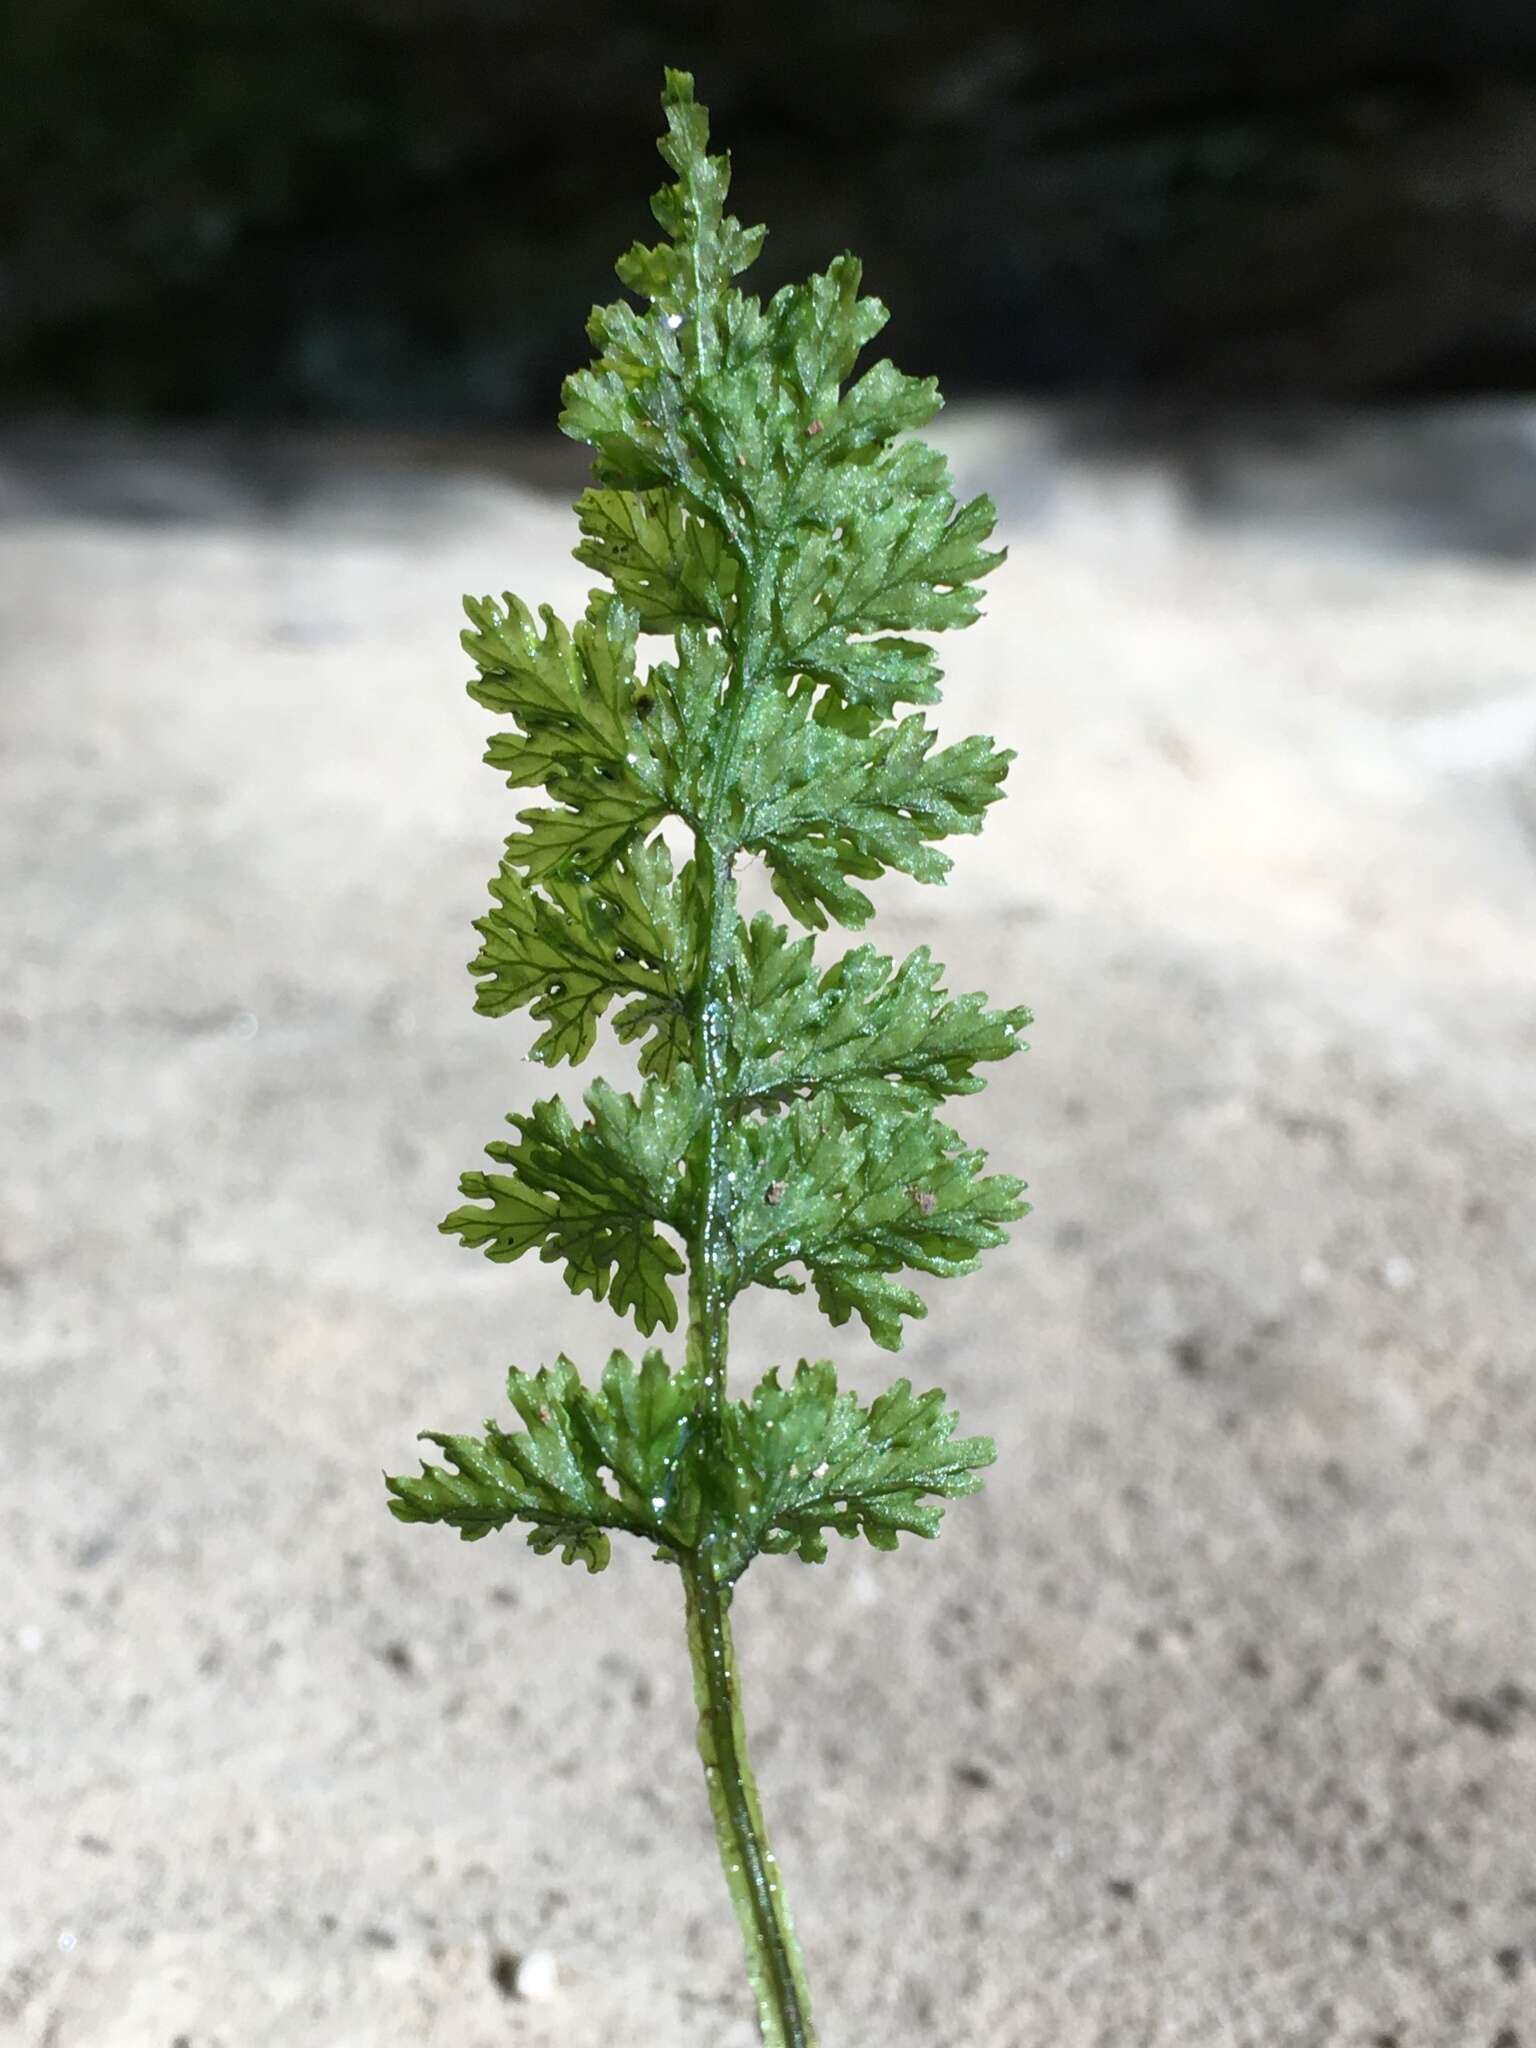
2, 413, 1534, 2047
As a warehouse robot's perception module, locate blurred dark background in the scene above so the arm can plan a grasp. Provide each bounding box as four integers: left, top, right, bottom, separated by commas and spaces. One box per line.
4, 0, 1536, 428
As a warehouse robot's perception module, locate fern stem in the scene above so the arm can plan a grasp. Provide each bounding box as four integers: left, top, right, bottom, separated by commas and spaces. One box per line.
683, 641, 816, 2036
682, 1553, 817, 2048
687, 838, 739, 1421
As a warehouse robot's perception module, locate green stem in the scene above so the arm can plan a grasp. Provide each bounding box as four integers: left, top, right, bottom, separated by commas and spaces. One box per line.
676, 560, 815, 2043
685, 836, 738, 1426
682, 834, 815, 2042
681, 1552, 817, 2048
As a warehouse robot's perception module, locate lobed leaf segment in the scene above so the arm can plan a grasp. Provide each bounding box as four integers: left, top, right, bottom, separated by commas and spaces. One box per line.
388, 1351, 995, 1588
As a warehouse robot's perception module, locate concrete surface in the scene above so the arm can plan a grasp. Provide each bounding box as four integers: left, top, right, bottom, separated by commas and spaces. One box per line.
2, 412, 1535, 2048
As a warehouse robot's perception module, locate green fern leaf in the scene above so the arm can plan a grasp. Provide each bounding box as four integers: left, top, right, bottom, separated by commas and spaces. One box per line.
739, 704, 1013, 928
573, 487, 738, 632
469, 837, 698, 1076
463, 588, 665, 878
725, 1098, 1027, 1350
395, 76, 1030, 2036
387, 1352, 992, 1587
731, 919, 1030, 1112
706, 1361, 996, 1580
386, 1351, 702, 1566
441, 1077, 704, 1334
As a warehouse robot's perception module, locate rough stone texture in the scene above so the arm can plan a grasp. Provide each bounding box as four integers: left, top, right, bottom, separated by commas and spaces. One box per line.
5, 1, 1536, 417
3, 411, 1535, 2047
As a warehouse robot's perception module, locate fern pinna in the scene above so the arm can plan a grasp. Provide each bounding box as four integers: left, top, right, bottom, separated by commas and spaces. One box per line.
386, 71, 1029, 2048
